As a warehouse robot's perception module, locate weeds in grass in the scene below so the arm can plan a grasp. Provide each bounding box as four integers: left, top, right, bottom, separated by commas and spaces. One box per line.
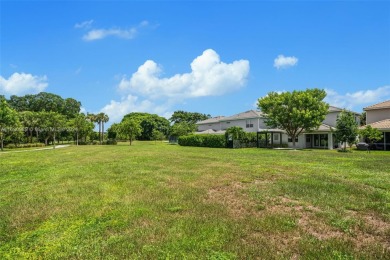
0, 142, 389, 258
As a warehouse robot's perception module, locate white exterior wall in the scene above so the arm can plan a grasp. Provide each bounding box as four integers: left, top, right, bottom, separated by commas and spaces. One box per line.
323, 112, 339, 127
197, 122, 221, 131
324, 112, 360, 127
366, 108, 390, 124
286, 134, 306, 148
258, 118, 268, 129
221, 119, 258, 132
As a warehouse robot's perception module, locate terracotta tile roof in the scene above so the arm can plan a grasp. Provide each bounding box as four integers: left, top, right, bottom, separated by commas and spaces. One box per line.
364, 100, 390, 111
196, 116, 225, 125
363, 119, 390, 130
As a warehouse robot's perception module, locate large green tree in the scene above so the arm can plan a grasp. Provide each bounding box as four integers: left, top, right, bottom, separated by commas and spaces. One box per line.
8, 92, 81, 118
19, 111, 40, 143
69, 113, 94, 145
119, 118, 141, 145
38, 111, 66, 147
334, 110, 359, 151
257, 89, 329, 148
169, 122, 196, 137
123, 112, 170, 140
170, 111, 211, 124
0, 100, 20, 151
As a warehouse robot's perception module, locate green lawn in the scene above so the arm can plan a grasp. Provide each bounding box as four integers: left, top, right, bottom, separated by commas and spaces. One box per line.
0, 142, 389, 259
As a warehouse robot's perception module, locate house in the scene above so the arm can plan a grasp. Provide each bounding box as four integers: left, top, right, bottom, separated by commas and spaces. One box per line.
196, 116, 225, 132
363, 100, 390, 150
195, 106, 360, 149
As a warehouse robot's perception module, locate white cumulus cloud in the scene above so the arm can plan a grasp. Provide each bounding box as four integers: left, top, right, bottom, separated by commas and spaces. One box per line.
0, 72, 48, 95
100, 49, 249, 124
100, 94, 171, 123
325, 86, 390, 110
83, 28, 137, 41
273, 55, 298, 69
74, 20, 94, 29
119, 49, 250, 99
81, 21, 149, 41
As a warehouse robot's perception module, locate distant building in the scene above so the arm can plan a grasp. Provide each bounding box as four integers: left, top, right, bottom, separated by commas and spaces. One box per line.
195, 107, 360, 149
363, 100, 390, 150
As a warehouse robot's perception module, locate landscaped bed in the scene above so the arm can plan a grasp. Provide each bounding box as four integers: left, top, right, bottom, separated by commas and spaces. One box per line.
0, 142, 389, 259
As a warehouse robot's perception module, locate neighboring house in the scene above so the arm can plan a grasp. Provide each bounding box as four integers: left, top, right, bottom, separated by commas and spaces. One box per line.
195, 107, 360, 149
303, 106, 360, 150
196, 116, 225, 132
363, 100, 390, 151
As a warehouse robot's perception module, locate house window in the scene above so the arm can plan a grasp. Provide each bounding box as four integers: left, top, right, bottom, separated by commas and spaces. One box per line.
313, 134, 328, 148
246, 120, 253, 128
274, 134, 279, 141
288, 136, 298, 143
226, 121, 230, 124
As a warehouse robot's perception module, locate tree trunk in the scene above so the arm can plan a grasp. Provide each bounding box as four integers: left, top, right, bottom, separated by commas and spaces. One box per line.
102, 122, 104, 143
292, 135, 296, 149
53, 132, 56, 149
76, 132, 79, 146
1, 136, 3, 151
99, 121, 102, 145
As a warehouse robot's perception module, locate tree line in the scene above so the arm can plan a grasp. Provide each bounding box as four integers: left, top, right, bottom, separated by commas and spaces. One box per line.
0, 92, 211, 149
106, 111, 210, 145
0, 93, 111, 150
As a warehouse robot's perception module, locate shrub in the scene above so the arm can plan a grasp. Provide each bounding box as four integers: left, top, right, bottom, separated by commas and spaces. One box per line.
178, 134, 225, 148
5, 143, 45, 149
5, 144, 17, 149
103, 139, 118, 145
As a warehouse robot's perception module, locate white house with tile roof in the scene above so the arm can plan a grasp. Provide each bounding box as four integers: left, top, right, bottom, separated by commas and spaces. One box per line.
363, 100, 390, 150
196, 106, 360, 149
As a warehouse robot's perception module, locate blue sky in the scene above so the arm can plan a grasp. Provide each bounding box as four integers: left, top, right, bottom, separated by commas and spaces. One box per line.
1, 1, 390, 125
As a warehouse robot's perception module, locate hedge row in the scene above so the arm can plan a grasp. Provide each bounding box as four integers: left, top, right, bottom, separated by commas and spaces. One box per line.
178, 134, 226, 148
6, 143, 45, 149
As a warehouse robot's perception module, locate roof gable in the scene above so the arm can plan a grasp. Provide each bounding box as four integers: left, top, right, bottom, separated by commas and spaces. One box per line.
196, 116, 225, 125
328, 106, 360, 115
364, 100, 390, 111
220, 110, 265, 121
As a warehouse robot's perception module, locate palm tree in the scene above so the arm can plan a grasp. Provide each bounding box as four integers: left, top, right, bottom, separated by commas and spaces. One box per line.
101, 113, 109, 143
86, 113, 97, 142
94, 113, 102, 144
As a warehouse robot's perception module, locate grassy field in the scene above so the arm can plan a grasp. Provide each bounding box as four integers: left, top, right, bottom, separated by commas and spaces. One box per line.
0, 142, 389, 259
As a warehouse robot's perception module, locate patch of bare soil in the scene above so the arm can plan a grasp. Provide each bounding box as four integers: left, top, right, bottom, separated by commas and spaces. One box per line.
206, 182, 255, 218
206, 181, 390, 255
267, 197, 390, 254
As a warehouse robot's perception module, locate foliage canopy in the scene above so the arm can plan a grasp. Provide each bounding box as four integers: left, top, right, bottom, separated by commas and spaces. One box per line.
258, 88, 329, 147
